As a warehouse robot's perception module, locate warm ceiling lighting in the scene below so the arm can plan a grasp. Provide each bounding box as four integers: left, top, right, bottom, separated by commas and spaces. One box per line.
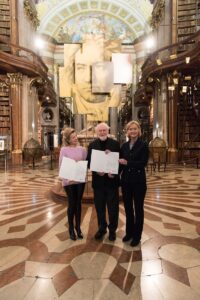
173, 78, 179, 85
147, 77, 154, 83
184, 76, 191, 80
170, 54, 177, 59
35, 36, 45, 49
145, 36, 156, 50
168, 85, 175, 91
156, 58, 162, 65
182, 86, 187, 93
185, 57, 190, 64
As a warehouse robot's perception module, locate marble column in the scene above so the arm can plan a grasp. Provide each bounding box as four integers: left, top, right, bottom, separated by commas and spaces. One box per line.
168, 85, 178, 163
153, 85, 159, 138
74, 114, 83, 132
109, 107, 118, 137
7, 73, 23, 164
160, 76, 168, 143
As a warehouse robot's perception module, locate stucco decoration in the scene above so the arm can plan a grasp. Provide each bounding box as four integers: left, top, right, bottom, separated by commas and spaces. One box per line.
24, 0, 40, 29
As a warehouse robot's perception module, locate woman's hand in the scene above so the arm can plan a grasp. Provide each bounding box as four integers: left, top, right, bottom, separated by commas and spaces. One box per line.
68, 180, 77, 185
97, 172, 105, 176
108, 173, 114, 178
119, 158, 128, 165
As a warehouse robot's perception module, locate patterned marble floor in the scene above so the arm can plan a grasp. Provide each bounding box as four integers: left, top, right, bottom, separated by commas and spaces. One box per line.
0, 164, 199, 300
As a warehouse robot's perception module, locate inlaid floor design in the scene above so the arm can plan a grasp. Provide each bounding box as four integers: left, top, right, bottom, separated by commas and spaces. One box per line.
0, 165, 199, 300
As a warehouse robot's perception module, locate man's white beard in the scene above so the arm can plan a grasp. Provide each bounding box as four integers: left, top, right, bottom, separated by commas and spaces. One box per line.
99, 136, 107, 141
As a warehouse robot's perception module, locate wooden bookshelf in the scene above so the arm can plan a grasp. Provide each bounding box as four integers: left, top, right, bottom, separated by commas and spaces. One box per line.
177, 1, 200, 51
0, 0, 10, 52
0, 89, 11, 138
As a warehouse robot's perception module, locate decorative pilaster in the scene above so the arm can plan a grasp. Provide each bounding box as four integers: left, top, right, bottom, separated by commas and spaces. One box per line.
7, 73, 23, 164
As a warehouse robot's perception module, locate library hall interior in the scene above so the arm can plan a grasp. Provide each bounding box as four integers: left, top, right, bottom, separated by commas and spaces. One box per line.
0, 0, 200, 299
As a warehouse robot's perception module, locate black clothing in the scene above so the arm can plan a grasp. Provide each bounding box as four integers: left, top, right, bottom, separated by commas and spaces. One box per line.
93, 186, 119, 233
87, 137, 120, 234
120, 138, 149, 241
87, 138, 120, 189
64, 183, 85, 234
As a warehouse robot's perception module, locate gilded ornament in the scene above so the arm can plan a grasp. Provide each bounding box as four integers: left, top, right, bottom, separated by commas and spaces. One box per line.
150, 0, 165, 30
23, 0, 40, 29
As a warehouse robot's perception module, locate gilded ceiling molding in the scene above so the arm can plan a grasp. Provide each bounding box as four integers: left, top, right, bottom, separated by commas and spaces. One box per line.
23, 0, 40, 29
150, 0, 165, 30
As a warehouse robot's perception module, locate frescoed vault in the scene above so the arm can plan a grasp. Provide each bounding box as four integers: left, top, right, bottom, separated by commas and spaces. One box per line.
36, 0, 152, 43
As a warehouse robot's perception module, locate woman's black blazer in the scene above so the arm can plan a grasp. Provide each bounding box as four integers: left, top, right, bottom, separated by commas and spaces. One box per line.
120, 138, 149, 185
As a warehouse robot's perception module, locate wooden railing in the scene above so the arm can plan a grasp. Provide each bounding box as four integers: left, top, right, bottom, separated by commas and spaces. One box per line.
142, 30, 200, 80
0, 35, 48, 80
0, 36, 57, 106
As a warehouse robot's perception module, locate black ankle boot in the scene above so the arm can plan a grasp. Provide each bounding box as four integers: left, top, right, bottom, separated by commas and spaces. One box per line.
69, 229, 76, 241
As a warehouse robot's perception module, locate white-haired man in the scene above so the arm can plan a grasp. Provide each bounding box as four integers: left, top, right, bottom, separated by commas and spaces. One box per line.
87, 122, 120, 241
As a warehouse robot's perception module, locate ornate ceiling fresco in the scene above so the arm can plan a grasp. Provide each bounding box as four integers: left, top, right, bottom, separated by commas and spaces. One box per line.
36, 0, 153, 43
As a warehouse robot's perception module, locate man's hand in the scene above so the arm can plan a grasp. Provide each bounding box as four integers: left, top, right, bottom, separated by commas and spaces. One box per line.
119, 158, 128, 165
105, 149, 111, 154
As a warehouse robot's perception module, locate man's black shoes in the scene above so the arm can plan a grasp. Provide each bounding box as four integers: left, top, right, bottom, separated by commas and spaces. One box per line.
94, 229, 107, 240
122, 235, 132, 242
109, 232, 116, 241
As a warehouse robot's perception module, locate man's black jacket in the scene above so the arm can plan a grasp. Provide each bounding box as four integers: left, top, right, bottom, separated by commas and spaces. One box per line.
87, 137, 120, 189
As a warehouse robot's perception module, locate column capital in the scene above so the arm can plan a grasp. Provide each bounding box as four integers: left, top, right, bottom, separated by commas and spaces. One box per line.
7, 73, 23, 85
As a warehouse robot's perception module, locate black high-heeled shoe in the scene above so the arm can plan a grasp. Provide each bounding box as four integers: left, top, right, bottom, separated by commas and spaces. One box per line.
69, 229, 77, 241
76, 229, 83, 239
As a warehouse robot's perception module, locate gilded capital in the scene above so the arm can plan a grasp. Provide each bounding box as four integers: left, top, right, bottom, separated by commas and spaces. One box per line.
7, 73, 23, 85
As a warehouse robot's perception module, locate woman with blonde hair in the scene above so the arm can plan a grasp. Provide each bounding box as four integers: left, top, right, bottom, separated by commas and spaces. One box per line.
119, 120, 149, 247
59, 127, 87, 241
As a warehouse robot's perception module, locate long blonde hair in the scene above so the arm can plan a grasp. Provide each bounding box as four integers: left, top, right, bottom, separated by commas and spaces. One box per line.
125, 120, 142, 138
62, 127, 75, 146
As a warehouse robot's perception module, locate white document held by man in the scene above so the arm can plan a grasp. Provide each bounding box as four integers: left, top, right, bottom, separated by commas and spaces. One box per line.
59, 157, 87, 182
90, 149, 119, 174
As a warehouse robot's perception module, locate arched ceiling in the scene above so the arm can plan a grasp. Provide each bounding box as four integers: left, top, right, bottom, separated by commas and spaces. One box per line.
36, 0, 153, 43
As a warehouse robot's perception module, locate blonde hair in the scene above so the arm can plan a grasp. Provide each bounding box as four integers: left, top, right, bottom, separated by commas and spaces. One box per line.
126, 120, 142, 138
62, 127, 75, 146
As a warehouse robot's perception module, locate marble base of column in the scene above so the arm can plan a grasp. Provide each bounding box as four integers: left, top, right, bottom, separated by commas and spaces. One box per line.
12, 150, 23, 165
167, 148, 178, 163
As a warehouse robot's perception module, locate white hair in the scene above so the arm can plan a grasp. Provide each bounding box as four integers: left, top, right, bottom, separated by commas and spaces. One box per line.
95, 122, 110, 133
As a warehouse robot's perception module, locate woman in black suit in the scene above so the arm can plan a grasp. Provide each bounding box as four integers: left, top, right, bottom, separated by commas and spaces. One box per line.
119, 120, 149, 247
